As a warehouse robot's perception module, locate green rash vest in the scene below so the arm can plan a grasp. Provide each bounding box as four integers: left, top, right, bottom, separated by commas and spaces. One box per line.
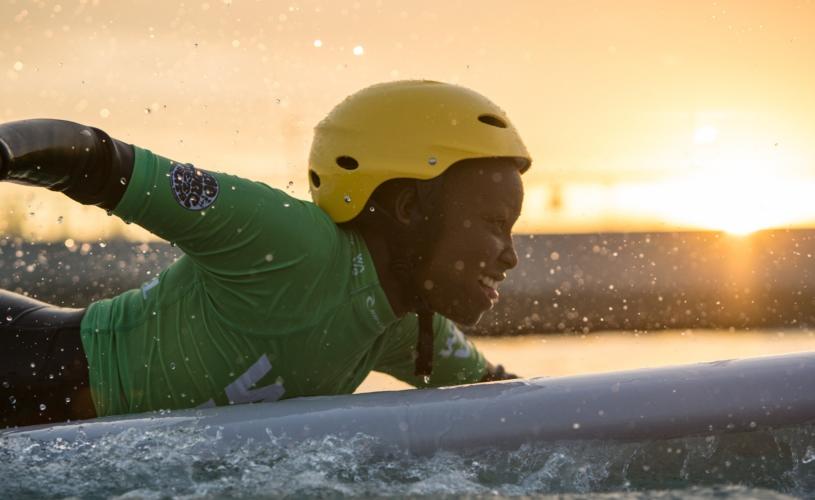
80, 146, 488, 416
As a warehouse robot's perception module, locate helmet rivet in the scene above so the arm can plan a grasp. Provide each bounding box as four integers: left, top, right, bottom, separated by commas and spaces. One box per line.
428, 156, 437, 166
343, 194, 352, 203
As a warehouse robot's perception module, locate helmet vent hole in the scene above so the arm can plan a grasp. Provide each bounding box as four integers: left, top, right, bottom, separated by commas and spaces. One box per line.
478, 114, 507, 128
309, 170, 321, 188
335, 156, 359, 170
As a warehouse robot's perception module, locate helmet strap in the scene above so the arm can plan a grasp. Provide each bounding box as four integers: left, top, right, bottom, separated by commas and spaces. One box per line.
363, 179, 444, 376
414, 300, 435, 376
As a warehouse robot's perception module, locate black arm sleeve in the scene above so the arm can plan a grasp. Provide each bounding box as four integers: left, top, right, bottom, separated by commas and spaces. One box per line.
0, 119, 134, 210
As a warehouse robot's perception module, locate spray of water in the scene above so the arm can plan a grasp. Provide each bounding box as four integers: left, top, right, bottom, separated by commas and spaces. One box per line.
1, 423, 814, 499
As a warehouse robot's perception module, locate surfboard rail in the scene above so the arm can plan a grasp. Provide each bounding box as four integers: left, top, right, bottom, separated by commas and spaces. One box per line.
5, 352, 815, 454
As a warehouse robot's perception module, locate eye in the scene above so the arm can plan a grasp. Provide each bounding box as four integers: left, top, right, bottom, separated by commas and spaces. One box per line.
484, 216, 509, 232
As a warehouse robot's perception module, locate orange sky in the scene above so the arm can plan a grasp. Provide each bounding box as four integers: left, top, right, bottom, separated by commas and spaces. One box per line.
1, 0, 814, 239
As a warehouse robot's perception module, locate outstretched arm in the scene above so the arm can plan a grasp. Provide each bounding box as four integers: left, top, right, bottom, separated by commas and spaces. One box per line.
1, 119, 337, 286
0, 119, 134, 210
376, 313, 520, 387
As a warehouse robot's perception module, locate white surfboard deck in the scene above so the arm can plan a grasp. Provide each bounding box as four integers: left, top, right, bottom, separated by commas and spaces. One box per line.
4, 352, 815, 454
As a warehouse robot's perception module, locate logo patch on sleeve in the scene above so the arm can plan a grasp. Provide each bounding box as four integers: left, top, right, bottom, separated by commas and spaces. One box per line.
169, 162, 220, 210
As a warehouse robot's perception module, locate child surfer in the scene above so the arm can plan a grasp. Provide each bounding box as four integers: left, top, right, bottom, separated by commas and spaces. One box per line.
0, 80, 531, 427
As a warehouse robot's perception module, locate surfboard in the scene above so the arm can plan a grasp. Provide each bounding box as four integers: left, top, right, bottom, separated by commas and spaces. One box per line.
4, 352, 815, 454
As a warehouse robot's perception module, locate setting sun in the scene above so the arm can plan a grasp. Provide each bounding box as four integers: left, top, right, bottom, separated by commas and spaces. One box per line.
654, 172, 815, 236
611, 135, 815, 236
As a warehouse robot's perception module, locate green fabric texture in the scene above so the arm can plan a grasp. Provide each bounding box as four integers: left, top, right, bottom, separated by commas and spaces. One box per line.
80, 147, 487, 417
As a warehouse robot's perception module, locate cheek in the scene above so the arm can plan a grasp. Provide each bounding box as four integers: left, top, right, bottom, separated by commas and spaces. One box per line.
430, 232, 495, 275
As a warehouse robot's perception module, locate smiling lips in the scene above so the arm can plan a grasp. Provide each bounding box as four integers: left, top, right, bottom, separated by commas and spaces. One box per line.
478, 274, 501, 303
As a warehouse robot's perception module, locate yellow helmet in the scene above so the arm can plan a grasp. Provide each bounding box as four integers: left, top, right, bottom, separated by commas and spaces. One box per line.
308, 80, 531, 222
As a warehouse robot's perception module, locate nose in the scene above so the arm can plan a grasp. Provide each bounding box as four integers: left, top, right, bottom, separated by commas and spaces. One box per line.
499, 237, 519, 271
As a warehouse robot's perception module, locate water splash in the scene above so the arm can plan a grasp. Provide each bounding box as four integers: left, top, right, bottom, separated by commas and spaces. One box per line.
1, 423, 814, 499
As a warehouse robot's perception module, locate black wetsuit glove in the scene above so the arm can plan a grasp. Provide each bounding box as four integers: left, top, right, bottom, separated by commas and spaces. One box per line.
480, 363, 518, 382
0, 119, 134, 210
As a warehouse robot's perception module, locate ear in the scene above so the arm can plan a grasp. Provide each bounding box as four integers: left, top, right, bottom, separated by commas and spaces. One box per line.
393, 185, 422, 226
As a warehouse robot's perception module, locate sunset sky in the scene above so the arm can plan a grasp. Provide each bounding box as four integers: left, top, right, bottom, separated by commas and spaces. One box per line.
1, 0, 814, 240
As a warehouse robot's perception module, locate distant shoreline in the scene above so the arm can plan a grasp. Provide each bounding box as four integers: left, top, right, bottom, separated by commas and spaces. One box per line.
3, 228, 815, 336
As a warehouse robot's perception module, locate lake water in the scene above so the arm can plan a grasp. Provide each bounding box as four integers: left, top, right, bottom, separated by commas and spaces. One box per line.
358, 328, 815, 392
2, 328, 814, 499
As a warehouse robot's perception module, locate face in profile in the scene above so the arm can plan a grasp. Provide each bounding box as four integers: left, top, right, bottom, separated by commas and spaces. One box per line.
418, 158, 524, 326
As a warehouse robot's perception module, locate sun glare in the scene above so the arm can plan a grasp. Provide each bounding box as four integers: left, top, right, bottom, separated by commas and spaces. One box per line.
652, 124, 815, 235
693, 125, 719, 145
615, 153, 815, 236
609, 173, 815, 236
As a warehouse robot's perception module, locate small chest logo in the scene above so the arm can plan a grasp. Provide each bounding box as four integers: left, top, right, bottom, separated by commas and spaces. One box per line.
352, 253, 365, 276
169, 162, 219, 210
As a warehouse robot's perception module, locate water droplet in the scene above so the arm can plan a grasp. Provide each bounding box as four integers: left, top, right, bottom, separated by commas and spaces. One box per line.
8, 396, 16, 405
352, 45, 364, 56
265, 253, 274, 262
572, 422, 581, 430
5, 315, 12, 322
120, 177, 127, 185
283, 202, 291, 208
422, 375, 430, 384
454, 260, 465, 271
170, 362, 176, 370
1, 381, 9, 388
39, 403, 47, 411
30, 362, 35, 368
427, 156, 438, 166
423, 280, 434, 290
65, 397, 72, 404
343, 194, 352, 203
368, 206, 375, 213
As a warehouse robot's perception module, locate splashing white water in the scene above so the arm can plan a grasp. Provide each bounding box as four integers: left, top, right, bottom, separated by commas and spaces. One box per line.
1, 423, 815, 498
